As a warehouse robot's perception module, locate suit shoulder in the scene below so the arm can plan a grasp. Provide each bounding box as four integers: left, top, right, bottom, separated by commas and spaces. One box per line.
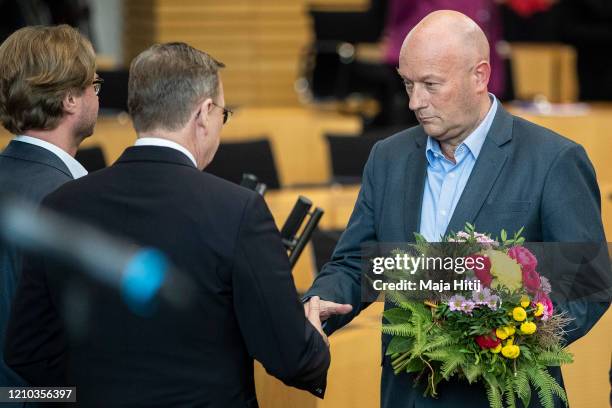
194, 170, 260, 203
372, 126, 423, 157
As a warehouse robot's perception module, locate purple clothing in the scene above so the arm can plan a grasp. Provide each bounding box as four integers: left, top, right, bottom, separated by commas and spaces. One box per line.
384, 0, 505, 96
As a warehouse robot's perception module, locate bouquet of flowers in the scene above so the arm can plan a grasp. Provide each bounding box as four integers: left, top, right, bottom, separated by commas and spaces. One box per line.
381, 224, 573, 408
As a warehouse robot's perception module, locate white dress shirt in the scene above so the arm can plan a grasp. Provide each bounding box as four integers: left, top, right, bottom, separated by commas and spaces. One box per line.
134, 137, 197, 167
14, 135, 88, 179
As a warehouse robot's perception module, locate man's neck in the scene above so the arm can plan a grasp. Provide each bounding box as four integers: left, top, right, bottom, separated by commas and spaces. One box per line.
22, 128, 79, 156
438, 95, 492, 162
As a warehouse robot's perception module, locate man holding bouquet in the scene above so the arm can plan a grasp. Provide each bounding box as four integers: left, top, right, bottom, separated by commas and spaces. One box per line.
304, 10, 609, 408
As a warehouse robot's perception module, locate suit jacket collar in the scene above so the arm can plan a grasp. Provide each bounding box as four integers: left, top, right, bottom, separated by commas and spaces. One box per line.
403, 103, 515, 240
116, 146, 198, 169
1, 140, 72, 178
445, 102, 513, 235
403, 126, 428, 240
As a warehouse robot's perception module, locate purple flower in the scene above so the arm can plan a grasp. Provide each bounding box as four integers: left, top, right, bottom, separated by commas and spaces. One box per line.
460, 300, 476, 314
448, 295, 466, 311
472, 287, 492, 304
540, 276, 552, 295
485, 295, 501, 310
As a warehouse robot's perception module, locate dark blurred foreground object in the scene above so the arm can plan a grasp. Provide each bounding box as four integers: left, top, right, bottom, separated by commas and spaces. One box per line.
205, 138, 280, 189
0, 194, 194, 314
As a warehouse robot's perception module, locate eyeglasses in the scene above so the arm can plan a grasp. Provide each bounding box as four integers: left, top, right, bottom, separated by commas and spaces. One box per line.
92, 77, 104, 96
211, 102, 233, 125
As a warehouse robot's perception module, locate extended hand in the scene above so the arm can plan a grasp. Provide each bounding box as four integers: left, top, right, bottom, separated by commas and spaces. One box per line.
304, 296, 353, 322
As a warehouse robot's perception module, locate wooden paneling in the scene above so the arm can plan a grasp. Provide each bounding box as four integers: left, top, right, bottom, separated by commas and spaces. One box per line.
124, 0, 316, 106
509, 43, 578, 103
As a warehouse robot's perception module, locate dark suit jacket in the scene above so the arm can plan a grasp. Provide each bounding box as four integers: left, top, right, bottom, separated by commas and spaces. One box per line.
306, 103, 610, 407
4, 146, 329, 407
0, 140, 73, 397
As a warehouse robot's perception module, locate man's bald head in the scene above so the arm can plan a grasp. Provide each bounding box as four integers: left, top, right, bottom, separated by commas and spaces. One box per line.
400, 10, 490, 68
396, 10, 493, 147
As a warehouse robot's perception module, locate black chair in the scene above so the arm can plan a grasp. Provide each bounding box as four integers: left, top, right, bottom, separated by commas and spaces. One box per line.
326, 127, 400, 184
204, 138, 280, 190
310, 228, 343, 274
306, 0, 388, 100
97, 69, 129, 113
75, 146, 107, 172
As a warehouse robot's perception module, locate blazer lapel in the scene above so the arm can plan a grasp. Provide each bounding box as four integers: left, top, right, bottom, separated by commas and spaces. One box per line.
445, 103, 514, 235
403, 130, 428, 241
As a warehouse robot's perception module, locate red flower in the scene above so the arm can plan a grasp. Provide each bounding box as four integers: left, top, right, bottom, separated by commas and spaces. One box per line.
467, 254, 493, 287
475, 330, 501, 349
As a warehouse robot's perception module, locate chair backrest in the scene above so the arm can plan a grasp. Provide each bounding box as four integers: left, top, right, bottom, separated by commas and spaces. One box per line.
75, 146, 107, 172
326, 126, 400, 183
310, 227, 343, 274
204, 138, 280, 189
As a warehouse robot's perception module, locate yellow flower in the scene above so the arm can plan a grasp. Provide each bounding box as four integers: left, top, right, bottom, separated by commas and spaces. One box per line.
520, 295, 530, 308
520, 321, 537, 335
495, 327, 508, 340
485, 250, 523, 291
501, 344, 521, 359
533, 302, 545, 317
491, 344, 502, 354
513, 307, 527, 322
495, 326, 516, 340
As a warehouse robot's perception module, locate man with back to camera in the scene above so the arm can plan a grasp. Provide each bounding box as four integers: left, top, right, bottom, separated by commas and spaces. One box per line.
4, 42, 340, 407
0, 24, 99, 396
303, 10, 609, 407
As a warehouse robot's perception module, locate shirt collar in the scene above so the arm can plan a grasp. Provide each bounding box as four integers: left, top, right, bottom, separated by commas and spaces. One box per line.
13, 135, 88, 179
134, 137, 198, 167
425, 94, 498, 165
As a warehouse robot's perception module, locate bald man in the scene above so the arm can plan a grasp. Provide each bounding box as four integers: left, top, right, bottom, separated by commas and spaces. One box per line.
304, 10, 609, 407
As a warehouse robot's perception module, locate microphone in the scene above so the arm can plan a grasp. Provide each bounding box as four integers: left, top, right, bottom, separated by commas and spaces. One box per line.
0, 195, 195, 315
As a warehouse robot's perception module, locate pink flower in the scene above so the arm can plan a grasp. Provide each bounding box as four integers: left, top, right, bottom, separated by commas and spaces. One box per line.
466, 254, 493, 288
508, 246, 541, 293
508, 246, 538, 274
534, 291, 554, 320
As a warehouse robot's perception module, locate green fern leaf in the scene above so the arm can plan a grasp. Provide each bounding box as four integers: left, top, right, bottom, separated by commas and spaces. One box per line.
513, 369, 531, 408
382, 323, 415, 337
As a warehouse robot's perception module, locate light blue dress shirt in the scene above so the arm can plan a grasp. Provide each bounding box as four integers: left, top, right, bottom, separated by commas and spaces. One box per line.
418, 95, 498, 242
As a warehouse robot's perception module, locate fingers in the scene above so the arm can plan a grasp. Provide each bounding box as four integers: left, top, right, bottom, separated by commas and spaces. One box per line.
306, 296, 329, 346
319, 301, 353, 321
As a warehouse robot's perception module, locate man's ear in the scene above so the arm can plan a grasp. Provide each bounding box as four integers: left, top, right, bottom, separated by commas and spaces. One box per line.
62, 91, 79, 115
473, 60, 491, 92
196, 98, 214, 130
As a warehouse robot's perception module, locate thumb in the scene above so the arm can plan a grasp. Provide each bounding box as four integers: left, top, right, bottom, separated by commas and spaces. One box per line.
307, 296, 322, 329
307, 296, 329, 346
